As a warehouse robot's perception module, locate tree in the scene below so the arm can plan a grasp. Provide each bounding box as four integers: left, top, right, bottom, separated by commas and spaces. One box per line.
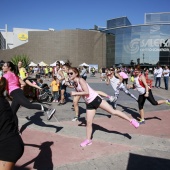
11, 54, 30, 68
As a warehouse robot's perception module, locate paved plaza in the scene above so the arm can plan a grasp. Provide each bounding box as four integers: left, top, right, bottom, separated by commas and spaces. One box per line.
14, 74, 170, 170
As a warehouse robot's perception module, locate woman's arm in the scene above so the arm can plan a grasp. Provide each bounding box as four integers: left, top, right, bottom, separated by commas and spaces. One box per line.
115, 72, 123, 83
71, 78, 89, 96
140, 75, 149, 97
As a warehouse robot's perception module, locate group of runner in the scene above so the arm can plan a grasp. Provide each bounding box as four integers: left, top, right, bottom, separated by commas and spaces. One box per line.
0, 60, 170, 169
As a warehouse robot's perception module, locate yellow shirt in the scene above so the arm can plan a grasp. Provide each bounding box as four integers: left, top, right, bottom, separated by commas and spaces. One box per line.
19, 67, 27, 80
51, 80, 59, 91
49, 67, 53, 72
44, 68, 49, 74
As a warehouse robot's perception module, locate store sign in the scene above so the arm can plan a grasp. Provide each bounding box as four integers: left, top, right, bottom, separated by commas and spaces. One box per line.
124, 38, 170, 54
18, 33, 28, 41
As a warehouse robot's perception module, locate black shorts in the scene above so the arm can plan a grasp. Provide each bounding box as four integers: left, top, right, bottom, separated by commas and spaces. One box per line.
60, 84, 67, 90
86, 96, 102, 110
0, 135, 24, 163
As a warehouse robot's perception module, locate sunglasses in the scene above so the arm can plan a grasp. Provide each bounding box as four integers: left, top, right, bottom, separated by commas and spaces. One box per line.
67, 72, 73, 75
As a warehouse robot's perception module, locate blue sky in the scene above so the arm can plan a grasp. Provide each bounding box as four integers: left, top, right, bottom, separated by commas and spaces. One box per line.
1, 0, 170, 31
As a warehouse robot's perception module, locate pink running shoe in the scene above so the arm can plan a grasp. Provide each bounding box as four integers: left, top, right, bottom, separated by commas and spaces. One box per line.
130, 119, 139, 128
80, 139, 92, 147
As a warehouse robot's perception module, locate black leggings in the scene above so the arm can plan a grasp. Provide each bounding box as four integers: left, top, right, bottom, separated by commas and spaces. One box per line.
10, 89, 47, 124
138, 90, 158, 110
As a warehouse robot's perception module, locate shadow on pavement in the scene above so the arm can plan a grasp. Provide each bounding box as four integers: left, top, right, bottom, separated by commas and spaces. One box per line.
14, 141, 54, 170
127, 153, 170, 170
117, 103, 140, 119
77, 118, 131, 139
92, 123, 132, 140
20, 112, 63, 134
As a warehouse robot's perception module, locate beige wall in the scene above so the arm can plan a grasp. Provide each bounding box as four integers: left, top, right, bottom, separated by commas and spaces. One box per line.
0, 29, 109, 68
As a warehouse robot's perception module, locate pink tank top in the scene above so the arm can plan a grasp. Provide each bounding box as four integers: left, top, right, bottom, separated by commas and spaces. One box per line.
3, 72, 20, 94
75, 81, 98, 104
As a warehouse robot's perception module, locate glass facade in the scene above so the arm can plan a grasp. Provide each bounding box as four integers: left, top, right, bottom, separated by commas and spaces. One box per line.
0, 33, 6, 50
103, 13, 170, 65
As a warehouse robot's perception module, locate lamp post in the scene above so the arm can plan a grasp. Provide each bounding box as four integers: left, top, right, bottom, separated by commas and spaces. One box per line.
143, 53, 145, 64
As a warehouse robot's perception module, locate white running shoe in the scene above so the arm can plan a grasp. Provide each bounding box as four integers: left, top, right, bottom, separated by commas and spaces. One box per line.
113, 102, 117, 109
46, 108, 56, 120
109, 96, 117, 102
72, 117, 79, 121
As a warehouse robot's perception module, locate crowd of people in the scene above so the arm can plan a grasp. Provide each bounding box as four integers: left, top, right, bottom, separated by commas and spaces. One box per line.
0, 60, 170, 169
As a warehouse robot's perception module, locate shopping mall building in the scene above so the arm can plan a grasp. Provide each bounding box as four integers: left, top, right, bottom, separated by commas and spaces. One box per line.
0, 12, 170, 68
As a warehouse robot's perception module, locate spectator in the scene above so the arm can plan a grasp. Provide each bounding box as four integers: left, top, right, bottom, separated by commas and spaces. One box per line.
155, 65, 163, 88
50, 76, 60, 102
80, 66, 87, 80
162, 66, 169, 90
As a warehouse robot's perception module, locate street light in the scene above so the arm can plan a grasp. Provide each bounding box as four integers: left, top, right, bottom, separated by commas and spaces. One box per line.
143, 53, 145, 64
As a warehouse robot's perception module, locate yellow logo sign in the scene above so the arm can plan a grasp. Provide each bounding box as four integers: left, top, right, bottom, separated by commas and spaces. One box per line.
18, 33, 28, 41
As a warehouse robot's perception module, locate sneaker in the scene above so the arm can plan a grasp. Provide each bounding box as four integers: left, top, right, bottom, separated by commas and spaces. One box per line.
139, 119, 145, 124
72, 117, 79, 121
53, 100, 56, 103
166, 99, 170, 105
46, 108, 56, 120
55, 100, 58, 103
80, 139, 92, 147
109, 96, 117, 102
113, 102, 117, 109
130, 119, 139, 128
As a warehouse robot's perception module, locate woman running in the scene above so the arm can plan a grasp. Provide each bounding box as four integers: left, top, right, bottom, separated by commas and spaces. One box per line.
106, 68, 138, 109
0, 77, 24, 170
62, 64, 115, 121
128, 65, 170, 124
2, 61, 56, 125
68, 67, 139, 147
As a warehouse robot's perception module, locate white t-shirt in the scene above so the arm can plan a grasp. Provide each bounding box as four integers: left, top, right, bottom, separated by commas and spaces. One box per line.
163, 69, 170, 77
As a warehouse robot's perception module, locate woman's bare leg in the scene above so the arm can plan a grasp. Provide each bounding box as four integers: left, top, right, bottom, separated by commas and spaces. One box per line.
0, 160, 14, 170
86, 109, 96, 140
73, 95, 81, 117
99, 100, 131, 122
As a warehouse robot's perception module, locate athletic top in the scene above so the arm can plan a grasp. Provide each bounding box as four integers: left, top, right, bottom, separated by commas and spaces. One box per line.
74, 80, 98, 104
0, 96, 18, 141
134, 74, 150, 95
44, 67, 49, 74
109, 75, 122, 91
3, 71, 20, 94
119, 72, 128, 79
19, 67, 27, 80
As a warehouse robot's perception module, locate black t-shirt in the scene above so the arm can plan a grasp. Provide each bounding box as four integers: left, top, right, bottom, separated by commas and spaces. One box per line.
0, 96, 18, 141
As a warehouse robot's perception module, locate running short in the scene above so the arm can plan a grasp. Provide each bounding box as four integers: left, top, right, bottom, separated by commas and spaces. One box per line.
86, 96, 102, 110
60, 84, 67, 90
0, 135, 24, 163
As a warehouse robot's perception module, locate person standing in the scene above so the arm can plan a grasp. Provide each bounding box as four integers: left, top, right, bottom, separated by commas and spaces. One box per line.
117, 67, 129, 85
80, 66, 87, 80
162, 66, 169, 90
0, 77, 24, 170
18, 60, 28, 80
50, 76, 60, 102
155, 65, 163, 88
